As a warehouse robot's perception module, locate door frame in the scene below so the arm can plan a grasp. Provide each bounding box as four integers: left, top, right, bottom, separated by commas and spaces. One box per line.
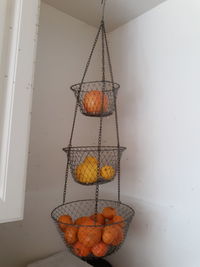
0, 0, 40, 223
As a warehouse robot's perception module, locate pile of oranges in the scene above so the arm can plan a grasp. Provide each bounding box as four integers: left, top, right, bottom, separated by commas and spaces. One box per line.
58, 207, 125, 258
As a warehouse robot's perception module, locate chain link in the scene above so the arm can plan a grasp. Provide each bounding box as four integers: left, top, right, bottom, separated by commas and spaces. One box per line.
102, 23, 121, 203
95, 21, 105, 216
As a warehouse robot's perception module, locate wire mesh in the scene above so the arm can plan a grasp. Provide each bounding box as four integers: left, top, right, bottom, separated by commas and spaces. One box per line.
71, 81, 120, 117
51, 199, 135, 260
63, 146, 126, 185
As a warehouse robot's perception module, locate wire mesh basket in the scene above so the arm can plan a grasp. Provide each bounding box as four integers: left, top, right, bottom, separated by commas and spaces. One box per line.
63, 146, 126, 185
70, 81, 120, 117
51, 199, 135, 260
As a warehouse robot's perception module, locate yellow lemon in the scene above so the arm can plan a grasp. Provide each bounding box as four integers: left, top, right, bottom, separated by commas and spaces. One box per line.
84, 156, 99, 166
101, 165, 115, 180
76, 163, 98, 184
75, 163, 85, 180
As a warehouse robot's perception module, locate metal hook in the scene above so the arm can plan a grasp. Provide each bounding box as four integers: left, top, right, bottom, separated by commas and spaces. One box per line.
101, 0, 106, 21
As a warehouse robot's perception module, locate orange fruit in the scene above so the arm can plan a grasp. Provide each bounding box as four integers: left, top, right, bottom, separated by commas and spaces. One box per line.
101, 165, 115, 180
75, 216, 90, 226
73, 241, 91, 257
112, 226, 124, 246
90, 213, 105, 225
102, 207, 117, 220
78, 219, 102, 248
64, 226, 78, 244
83, 90, 108, 114
58, 215, 73, 232
84, 156, 98, 165
75, 163, 98, 184
102, 225, 118, 245
112, 215, 125, 228
91, 242, 108, 257
105, 219, 113, 225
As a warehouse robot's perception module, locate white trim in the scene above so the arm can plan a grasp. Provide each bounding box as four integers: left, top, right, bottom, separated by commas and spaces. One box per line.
0, 0, 23, 201
0, 0, 41, 222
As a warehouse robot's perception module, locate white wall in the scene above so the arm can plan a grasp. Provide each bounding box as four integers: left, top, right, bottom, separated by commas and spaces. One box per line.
108, 0, 200, 266
0, 0, 7, 136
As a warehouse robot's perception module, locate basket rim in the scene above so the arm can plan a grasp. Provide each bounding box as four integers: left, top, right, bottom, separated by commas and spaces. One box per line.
51, 198, 135, 227
63, 146, 126, 153
70, 80, 120, 92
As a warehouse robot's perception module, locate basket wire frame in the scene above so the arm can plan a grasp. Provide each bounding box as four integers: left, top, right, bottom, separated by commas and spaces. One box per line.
63, 146, 126, 185
71, 81, 120, 117
51, 199, 135, 260
51, 2, 134, 260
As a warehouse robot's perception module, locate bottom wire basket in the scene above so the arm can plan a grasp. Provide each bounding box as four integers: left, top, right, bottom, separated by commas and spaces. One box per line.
51, 199, 135, 260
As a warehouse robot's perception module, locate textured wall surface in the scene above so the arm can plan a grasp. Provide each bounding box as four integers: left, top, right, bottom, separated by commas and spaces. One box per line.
109, 1, 200, 266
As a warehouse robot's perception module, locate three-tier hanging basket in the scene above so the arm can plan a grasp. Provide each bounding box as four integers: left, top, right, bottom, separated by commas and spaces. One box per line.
51, 0, 135, 261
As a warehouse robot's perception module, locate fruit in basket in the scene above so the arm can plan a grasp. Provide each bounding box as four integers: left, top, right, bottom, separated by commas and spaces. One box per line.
75, 162, 98, 183
102, 225, 118, 245
75, 163, 85, 180
101, 165, 115, 180
112, 226, 124, 246
84, 156, 98, 165
78, 219, 102, 248
105, 219, 113, 225
75, 216, 90, 226
112, 215, 125, 228
58, 215, 73, 232
102, 207, 117, 219
73, 241, 91, 257
90, 213, 105, 225
91, 242, 108, 257
83, 90, 108, 114
64, 226, 78, 244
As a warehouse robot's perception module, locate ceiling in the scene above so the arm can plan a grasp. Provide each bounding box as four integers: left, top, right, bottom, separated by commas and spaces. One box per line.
42, 0, 166, 32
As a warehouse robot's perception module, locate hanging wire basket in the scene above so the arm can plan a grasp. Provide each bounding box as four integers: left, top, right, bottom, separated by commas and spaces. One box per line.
63, 146, 126, 185
51, 199, 135, 260
71, 81, 120, 117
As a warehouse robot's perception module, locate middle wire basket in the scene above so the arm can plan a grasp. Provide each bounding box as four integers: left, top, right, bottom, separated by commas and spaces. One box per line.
63, 146, 126, 185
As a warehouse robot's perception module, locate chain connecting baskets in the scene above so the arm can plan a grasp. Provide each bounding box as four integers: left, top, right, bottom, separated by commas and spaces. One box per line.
51, 0, 135, 261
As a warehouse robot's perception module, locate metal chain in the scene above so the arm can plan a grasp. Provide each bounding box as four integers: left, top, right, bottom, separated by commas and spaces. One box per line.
102, 23, 121, 203
95, 21, 105, 216
101, 0, 106, 21
63, 23, 103, 204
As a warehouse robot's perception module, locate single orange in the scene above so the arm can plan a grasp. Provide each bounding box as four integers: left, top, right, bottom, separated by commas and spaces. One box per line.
105, 219, 113, 225
78, 219, 102, 248
112, 226, 124, 246
102, 207, 117, 220
64, 226, 78, 244
90, 213, 105, 225
102, 225, 118, 245
83, 90, 108, 114
74, 216, 90, 226
91, 242, 108, 257
112, 215, 125, 228
58, 215, 73, 232
73, 241, 91, 257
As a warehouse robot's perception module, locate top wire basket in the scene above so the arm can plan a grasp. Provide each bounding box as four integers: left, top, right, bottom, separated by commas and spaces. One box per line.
71, 81, 120, 117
